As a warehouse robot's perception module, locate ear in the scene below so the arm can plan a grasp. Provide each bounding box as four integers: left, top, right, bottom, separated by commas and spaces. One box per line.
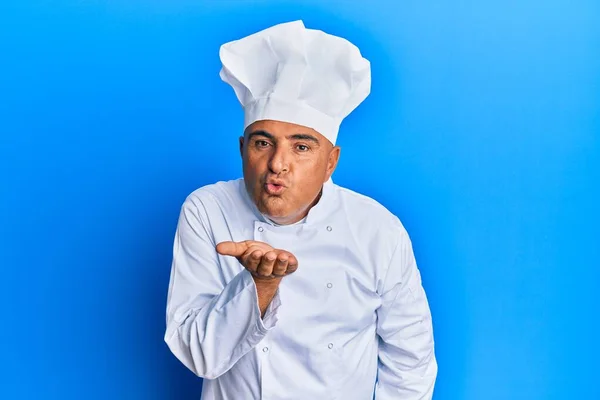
239, 136, 244, 158
325, 146, 341, 180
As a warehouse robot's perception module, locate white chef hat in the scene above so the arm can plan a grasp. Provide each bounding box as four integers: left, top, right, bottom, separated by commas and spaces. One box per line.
219, 20, 371, 145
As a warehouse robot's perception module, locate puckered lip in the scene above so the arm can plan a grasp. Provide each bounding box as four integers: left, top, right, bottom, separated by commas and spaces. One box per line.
265, 179, 287, 187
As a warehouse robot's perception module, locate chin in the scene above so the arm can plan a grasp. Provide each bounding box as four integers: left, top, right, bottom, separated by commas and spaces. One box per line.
260, 205, 288, 219
258, 197, 289, 218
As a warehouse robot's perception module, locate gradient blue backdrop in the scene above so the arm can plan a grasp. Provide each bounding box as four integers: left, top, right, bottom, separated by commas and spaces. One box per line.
1, 1, 599, 399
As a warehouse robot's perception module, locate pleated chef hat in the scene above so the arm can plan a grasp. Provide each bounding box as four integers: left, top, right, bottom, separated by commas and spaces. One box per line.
219, 20, 371, 145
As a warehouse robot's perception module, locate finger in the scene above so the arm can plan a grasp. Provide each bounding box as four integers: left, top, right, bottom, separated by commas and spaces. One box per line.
240, 242, 272, 263
242, 249, 264, 274
286, 255, 299, 274
216, 241, 250, 257
251, 241, 275, 252
272, 253, 289, 276
257, 251, 277, 277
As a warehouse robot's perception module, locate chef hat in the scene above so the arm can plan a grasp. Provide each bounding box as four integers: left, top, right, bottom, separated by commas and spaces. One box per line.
219, 20, 371, 145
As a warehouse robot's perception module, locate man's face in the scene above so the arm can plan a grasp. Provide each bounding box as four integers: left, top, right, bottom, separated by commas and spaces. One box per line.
240, 119, 340, 225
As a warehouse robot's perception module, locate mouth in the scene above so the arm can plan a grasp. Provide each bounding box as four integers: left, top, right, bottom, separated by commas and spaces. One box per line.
264, 181, 286, 195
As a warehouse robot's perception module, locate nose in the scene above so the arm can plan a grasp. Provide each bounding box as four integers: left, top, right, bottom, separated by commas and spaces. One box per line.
268, 145, 289, 174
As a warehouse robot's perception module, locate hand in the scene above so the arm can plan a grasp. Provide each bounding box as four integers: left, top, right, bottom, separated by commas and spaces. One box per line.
216, 240, 298, 281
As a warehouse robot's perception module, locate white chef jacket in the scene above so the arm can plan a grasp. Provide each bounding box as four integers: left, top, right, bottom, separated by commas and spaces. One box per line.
164, 178, 437, 400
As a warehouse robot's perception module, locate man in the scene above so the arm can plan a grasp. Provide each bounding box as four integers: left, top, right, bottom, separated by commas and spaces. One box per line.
165, 20, 437, 399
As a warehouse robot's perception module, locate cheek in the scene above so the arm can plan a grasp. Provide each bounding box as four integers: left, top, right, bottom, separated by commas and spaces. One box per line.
244, 155, 265, 176
291, 159, 326, 195
296, 157, 325, 180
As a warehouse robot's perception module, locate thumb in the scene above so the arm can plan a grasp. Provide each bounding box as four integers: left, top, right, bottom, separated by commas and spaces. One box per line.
216, 241, 250, 257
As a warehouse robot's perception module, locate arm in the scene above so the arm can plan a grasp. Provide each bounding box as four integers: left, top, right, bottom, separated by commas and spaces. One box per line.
164, 195, 281, 379
375, 227, 438, 399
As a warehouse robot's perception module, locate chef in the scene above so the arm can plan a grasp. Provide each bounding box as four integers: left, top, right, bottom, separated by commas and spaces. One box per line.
164, 20, 437, 400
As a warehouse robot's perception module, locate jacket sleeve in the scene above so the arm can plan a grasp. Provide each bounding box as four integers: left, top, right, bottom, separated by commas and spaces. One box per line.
375, 227, 437, 399
164, 195, 281, 379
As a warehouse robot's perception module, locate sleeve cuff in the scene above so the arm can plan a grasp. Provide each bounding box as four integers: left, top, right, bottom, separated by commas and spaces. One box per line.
240, 270, 283, 333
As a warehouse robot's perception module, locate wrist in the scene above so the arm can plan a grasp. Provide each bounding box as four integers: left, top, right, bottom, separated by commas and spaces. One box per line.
252, 275, 282, 289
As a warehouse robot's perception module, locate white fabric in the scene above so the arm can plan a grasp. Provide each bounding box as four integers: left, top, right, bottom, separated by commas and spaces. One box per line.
219, 20, 371, 145
164, 178, 437, 399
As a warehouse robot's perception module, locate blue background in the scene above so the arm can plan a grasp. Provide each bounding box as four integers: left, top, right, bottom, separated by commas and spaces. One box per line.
1, 1, 599, 399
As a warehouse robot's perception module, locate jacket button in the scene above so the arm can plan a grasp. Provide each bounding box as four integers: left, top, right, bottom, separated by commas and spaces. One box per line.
326, 226, 332, 232
258, 227, 264, 232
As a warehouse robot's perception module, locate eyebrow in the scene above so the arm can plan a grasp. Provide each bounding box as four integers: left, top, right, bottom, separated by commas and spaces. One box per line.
247, 130, 275, 141
289, 133, 320, 144
247, 130, 320, 144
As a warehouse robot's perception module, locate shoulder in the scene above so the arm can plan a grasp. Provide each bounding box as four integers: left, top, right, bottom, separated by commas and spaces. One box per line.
335, 184, 406, 233
177, 179, 248, 228
184, 178, 244, 209
333, 183, 411, 260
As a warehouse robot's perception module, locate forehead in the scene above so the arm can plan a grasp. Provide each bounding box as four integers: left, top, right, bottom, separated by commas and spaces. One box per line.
245, 119, 325, 141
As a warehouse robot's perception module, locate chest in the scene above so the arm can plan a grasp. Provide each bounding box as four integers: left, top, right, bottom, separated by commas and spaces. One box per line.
254, 222, 381, 345
212, 206, 384, 340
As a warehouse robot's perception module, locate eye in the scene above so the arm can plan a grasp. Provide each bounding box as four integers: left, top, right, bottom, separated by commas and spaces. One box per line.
296, 144, 310, 152
255, 140, 271, 148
